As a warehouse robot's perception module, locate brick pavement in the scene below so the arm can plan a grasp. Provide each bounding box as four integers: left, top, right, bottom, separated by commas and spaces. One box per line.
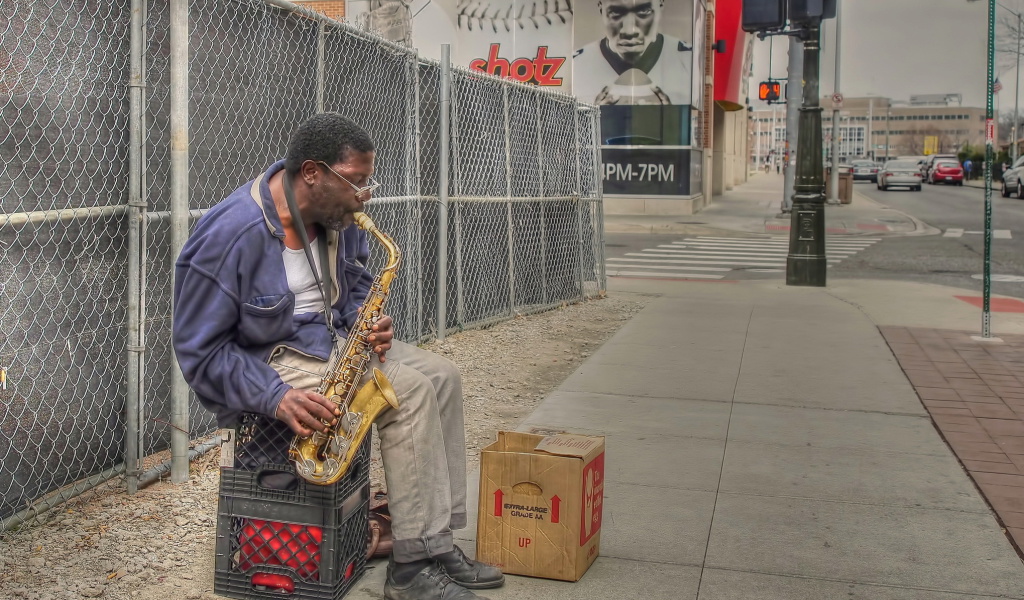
881, 326, 1024, 553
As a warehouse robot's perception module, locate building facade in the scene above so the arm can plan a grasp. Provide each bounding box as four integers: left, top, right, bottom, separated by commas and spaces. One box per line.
295, 0, 346, 20
752, 95, 988, 167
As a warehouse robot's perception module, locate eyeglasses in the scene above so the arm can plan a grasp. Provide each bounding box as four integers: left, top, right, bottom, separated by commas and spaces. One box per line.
317, 161, 382, 201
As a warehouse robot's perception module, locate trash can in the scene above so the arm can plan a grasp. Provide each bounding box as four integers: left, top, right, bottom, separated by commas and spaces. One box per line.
825, 166, 854, 203
838, 167, 854, 204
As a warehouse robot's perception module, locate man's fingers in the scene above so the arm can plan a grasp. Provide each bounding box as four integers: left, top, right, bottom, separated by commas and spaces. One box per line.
304, 391, 341, 417
300, 394, 339, 425
292, 421, 315, 438
295, 407, 332, 433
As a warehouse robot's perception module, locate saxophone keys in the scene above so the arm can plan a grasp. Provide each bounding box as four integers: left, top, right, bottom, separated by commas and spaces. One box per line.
340, 412, 362, 434
328, 435, 351, 457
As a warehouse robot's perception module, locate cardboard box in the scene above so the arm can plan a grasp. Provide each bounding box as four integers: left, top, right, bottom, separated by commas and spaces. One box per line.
475, 431, 605, 582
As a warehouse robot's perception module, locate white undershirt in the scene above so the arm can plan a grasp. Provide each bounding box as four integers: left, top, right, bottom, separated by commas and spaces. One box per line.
282, 237, 324, 315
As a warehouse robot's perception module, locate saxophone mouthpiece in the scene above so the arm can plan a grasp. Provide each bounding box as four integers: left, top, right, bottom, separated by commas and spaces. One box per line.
353, 212, 374, 230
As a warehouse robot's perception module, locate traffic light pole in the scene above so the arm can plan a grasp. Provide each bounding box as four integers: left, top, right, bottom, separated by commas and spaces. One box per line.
787, 22, 828, 286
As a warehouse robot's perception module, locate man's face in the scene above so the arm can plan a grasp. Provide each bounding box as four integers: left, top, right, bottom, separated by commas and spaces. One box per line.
600, 0, 661, 63
310, 150, 376, 231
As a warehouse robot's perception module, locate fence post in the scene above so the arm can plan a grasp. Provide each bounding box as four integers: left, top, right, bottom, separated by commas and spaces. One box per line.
412, 57, 424, 342
451, 74, 465, 331
316, 20, 326, 113
536, 93, 548, 305
575, 105, 586, 299
437, 45, 451, 341
169, 0, 191, 484
592, 108, 607, 290
125, 0, 146, 496
503, 86, 517, 316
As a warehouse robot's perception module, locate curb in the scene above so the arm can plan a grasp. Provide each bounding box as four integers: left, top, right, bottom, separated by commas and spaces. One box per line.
849, 190, 942, 237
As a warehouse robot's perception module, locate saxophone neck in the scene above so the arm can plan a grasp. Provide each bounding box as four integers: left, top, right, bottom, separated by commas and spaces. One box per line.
353, 212, 401, 271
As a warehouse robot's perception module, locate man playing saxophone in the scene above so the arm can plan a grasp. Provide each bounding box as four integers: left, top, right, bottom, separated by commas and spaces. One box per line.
172, 113, 502, 600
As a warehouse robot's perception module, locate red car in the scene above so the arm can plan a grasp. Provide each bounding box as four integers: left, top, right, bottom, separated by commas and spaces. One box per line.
929, 161, 964, 185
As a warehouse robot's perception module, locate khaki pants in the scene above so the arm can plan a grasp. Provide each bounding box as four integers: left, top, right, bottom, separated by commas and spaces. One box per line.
269, 339, 468, 562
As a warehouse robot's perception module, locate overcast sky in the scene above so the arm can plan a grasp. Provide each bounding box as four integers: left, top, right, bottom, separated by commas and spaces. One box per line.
749, 0, 1024, 113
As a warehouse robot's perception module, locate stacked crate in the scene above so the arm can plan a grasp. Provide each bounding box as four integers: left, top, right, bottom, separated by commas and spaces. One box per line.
214, 413, 370, 599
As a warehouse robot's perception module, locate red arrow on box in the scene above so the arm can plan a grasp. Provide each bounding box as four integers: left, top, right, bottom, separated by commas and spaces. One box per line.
551, 495, 561, 524
494, 489, 504, 517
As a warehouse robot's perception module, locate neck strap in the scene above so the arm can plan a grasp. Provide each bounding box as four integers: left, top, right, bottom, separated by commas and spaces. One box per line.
282, 172, 337, 342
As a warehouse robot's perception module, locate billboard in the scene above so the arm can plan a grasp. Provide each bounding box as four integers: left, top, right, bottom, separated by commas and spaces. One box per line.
574, 0, 699, 198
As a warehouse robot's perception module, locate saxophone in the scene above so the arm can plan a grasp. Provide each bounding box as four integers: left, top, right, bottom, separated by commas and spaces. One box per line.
289, 212, 401, 486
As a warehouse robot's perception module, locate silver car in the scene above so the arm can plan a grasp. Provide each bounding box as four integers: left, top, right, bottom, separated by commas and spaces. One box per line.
1002, 155, 1024, 198
878, 160, 923, 191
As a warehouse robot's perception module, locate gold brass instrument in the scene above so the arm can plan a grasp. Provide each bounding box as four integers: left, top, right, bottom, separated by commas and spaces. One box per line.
289, 212, 401, 485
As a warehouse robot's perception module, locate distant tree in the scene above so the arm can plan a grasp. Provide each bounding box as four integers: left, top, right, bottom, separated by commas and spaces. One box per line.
998, 112, 1024, 144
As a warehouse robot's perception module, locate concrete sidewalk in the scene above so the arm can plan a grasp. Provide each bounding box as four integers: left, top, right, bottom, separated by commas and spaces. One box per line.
347, 276, 1024, 599
606, 172, 939, 237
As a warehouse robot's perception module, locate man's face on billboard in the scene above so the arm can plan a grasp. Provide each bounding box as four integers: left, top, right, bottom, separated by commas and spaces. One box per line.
600, 0, 662, 63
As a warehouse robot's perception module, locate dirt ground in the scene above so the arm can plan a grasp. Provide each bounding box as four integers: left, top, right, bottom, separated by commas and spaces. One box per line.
0, 292, 646, 600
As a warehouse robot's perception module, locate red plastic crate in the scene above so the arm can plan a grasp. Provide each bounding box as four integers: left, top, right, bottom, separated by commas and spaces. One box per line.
214, 486, 368, 600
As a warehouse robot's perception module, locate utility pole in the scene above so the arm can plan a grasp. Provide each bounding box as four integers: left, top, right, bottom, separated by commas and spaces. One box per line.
867, 97, 874, 160
982, 0, 995, 338
757, 116, 763, 165
772, 104, 779, 164
783, 36, 803, 213
1014, 11, 1021, 161
828, 0, 842, 203
886, 105, 892, 160
786, 21, 828, 286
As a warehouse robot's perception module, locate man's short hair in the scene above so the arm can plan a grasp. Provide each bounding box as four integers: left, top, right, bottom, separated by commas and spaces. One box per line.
284, 112, 375, 175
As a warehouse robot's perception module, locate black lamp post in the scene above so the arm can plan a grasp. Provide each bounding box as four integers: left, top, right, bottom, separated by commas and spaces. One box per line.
743, 0, 836, 285
786, 21, 827, 286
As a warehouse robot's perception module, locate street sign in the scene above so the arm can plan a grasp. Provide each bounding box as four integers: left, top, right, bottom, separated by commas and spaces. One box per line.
831, 92, 844, 107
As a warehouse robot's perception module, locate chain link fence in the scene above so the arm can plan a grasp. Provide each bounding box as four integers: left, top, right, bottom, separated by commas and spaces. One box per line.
1, 0, 605, 530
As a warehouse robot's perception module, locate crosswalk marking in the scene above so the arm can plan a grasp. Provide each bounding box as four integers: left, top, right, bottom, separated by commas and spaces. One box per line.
604, 260, 730, 272
607, 236, 879, 281
628, 253, 787, 264
606, 270, 725, 280
943, 228, 1012, 239
671, 240, 872, 249
660, 245, 857, 256
630, 250, 839, 262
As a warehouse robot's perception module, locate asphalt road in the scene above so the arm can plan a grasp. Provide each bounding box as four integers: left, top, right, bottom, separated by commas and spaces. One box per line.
844, 179, 1024, 294
604, 180, 1024, 295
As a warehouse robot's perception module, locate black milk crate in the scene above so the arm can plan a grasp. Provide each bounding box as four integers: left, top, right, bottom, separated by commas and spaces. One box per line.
221, 413, 370, 507
214, 482, 370, 600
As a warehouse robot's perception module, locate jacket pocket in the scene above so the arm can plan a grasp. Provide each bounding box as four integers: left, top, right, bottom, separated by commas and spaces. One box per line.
238, 293, 295, 346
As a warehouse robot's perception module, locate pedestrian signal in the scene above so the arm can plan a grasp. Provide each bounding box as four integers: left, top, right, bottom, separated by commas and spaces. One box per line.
742, 0, 787, 33
759, 81, 782, 102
